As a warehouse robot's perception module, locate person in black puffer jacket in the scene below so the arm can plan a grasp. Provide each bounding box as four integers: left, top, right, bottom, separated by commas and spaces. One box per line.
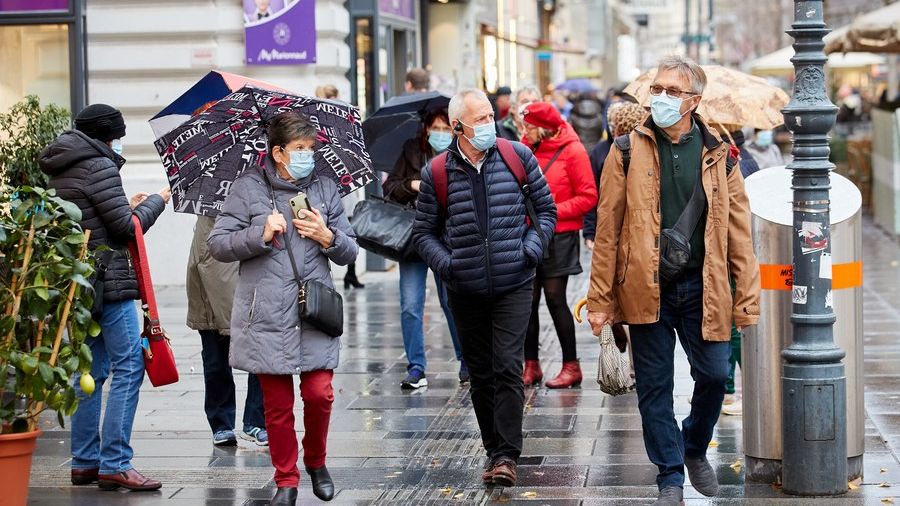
568, 92, 605, 152
413, 89, 556, 487
38, 104, 169, 492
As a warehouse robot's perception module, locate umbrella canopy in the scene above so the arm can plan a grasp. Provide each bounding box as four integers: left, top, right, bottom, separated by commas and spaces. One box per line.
154, 85, 375, 216
624, 65, 790, 130
362, 91, 451, 174
555, 78, 598, 94
149, 70, 290, 139
825, 2, 900, 54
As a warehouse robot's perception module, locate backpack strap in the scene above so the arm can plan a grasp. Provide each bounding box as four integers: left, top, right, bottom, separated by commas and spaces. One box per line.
432, 152, 450, 212
495, 138, 548, 252
613, 134, 631, 176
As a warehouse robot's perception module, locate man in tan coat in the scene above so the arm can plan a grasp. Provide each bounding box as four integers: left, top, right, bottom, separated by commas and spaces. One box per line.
586, 56, 760, 505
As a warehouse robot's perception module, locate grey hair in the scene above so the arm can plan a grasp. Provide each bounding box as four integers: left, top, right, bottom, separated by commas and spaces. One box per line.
514, 85, 541, 104
449, 88, 490, 123
656, 55, 707, 94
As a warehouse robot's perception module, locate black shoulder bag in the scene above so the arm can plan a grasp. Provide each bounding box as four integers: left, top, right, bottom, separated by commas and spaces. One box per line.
658, 171, 706, 284
264, 173, 344, 338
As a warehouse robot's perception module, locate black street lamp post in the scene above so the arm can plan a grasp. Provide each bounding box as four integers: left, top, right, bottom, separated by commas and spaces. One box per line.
780, 0, 847, 496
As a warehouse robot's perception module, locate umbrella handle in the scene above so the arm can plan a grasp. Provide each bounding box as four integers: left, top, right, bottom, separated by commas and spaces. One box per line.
573, 297, 588, 323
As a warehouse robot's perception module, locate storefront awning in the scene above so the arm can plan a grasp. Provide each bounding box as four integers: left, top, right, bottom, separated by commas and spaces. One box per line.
749, 45, 885, 73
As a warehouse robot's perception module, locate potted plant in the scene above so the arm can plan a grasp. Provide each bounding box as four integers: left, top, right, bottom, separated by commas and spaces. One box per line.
0, 187, 97, 506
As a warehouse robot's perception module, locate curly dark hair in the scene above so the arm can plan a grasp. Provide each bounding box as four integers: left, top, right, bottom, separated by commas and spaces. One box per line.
420, 108, 450, 153
267, 112, 318, 157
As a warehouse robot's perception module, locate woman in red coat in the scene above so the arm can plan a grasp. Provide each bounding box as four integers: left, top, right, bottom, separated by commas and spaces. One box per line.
520, 101, 598, 388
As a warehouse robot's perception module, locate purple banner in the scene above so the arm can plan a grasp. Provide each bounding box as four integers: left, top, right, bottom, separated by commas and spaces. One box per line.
0, 0, 68, 12
378, 0, 415, 21
244, 0, 316, 66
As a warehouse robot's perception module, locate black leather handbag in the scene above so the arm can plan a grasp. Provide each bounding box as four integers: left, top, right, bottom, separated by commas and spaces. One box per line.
350, 196, 418, 262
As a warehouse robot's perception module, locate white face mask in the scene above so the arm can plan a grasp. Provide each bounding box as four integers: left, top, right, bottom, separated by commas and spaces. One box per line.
111, 139, 123, 156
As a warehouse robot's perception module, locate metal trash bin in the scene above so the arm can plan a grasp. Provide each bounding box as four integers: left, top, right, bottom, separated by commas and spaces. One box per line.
742, 166, 864, 482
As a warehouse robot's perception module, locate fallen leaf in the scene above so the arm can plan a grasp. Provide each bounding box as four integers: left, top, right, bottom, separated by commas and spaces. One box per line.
849, 477, 862, 490
883, 468, 890, 473
454, 493, 464, 499
708, 440, 719, 448
880, 483, 891, 488
881, 498, 894, 504
521, 491, 537, 498
439, 488, 452, 494
730, 459, 743, 473
532, 472, 545, 476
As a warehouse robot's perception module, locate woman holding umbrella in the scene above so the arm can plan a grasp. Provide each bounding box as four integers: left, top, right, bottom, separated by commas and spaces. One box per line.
383, 108, 466, 388
208, 111, 358, 505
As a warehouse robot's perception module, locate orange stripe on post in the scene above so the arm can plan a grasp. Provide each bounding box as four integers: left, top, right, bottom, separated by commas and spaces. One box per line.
758, 262, 863, 291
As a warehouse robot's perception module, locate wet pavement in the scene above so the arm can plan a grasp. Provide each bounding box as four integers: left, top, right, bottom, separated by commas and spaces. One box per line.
26, 220, 900, 505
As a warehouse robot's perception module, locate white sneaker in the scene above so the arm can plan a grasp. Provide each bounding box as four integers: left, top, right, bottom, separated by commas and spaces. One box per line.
722, 398, 743, 416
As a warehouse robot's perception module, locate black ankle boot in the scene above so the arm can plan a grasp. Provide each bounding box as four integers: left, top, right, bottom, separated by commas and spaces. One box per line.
343, 263, 364, 289
270, 486, 297, 505
305, 466, 334, 501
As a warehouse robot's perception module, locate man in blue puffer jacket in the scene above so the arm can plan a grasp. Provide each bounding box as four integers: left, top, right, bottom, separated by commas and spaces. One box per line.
413, 89, 557, 487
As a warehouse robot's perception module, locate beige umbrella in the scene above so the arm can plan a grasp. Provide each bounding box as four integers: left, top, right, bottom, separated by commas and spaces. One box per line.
624, 65, 790, 130
825, 2, 900, 54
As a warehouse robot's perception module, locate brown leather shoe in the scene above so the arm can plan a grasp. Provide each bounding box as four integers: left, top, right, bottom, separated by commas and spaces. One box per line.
97, 468, 162, 491
545, 360, 583, 389
481, 457, 496, 484
71, 467, 99, 486
491, 457, 517, 487
522, 360, 543, 386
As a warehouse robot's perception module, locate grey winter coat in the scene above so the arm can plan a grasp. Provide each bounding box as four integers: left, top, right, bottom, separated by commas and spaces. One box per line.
186, 216, 237, 335
208, 160, 358, 375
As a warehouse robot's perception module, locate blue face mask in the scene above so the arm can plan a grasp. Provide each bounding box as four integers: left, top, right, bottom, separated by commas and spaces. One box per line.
460, 121, 497, 152
428, 130, 452, 153
286, 150, 315, 179
650, 91, 689, 129
755, 130, 774, 147
111, 139, 123, 156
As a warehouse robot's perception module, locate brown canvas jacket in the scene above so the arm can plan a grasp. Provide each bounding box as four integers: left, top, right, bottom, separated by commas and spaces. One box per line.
586, 114, 761, 341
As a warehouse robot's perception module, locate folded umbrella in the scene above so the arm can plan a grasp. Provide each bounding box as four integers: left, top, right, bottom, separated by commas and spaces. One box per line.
624, 65, 789, 130
154, 85, 375, 216
362, 91, 451, 174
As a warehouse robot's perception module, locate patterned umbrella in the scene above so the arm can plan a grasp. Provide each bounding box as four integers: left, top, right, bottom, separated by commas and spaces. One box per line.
154, 85, 375, 216
624, 65, 790, 130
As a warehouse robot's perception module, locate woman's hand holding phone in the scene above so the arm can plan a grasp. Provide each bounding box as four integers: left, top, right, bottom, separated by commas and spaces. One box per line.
294, 207, 334, 248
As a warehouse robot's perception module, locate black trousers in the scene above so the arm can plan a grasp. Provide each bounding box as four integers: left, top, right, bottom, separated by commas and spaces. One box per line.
199, 330, 265, 433
447, 283, 533, 461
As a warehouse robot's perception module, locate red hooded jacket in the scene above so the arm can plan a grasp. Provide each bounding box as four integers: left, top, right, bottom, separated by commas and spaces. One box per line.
524, 123, 598, 234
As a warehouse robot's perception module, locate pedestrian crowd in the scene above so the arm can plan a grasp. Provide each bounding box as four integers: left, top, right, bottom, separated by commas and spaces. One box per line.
36, 53, 789, 505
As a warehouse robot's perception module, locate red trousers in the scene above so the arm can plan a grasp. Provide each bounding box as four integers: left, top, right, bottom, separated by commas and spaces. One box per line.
258, 370, 334, 487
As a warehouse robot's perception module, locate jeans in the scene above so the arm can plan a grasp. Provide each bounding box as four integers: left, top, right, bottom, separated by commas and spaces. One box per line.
447, 283, 533, 461
399, 260, 462, 372
258, 371, 334, 487
628, 271, 731, 490
199, 330, 265, 433
71, 300, 145, 475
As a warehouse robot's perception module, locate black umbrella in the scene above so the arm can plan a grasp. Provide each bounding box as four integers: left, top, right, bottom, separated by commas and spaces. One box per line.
154, 85, 375, 216
362, 91, 451, 174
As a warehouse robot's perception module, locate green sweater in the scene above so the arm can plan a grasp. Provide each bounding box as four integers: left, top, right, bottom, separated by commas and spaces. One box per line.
656, 122, 706, 270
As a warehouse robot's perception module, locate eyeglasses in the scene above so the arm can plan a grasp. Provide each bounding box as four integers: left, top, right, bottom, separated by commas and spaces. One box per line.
649, 85, 697, 99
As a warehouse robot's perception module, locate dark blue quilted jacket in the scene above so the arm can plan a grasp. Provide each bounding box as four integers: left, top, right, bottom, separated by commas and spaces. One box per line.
413, 138, 557, 296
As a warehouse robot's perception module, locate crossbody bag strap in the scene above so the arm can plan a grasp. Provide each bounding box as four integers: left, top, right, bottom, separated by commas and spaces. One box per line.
127, 215, 163, 337
671, 167, 707, 239
262, 170, 304, 284
541, 146, 566, 175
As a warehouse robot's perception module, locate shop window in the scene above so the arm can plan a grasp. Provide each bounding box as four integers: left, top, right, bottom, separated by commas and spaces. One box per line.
0, 23, 70, 112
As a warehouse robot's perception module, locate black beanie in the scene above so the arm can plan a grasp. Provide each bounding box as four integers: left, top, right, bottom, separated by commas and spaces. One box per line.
75, 104, 126, 142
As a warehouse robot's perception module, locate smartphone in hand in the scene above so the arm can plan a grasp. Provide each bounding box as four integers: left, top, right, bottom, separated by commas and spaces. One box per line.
289, 192, 312, 220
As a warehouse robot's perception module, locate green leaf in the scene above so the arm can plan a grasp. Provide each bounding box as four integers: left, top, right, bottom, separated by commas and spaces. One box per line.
64, 233, 84, 245
37, 362, 54, 385
50, 197, 81, 221
57, 410, 66, 429
20, 354, 38, 375
78, 343, 92, 366
63, 356, 79, 374
32, 346, 53, 356
88, 321, 101, 337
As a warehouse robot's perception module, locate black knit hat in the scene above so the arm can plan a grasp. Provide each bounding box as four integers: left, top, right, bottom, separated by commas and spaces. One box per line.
75, 104, 126, 142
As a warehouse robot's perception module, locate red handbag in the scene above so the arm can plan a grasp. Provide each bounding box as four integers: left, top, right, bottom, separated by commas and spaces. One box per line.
128, 215, 179, 387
